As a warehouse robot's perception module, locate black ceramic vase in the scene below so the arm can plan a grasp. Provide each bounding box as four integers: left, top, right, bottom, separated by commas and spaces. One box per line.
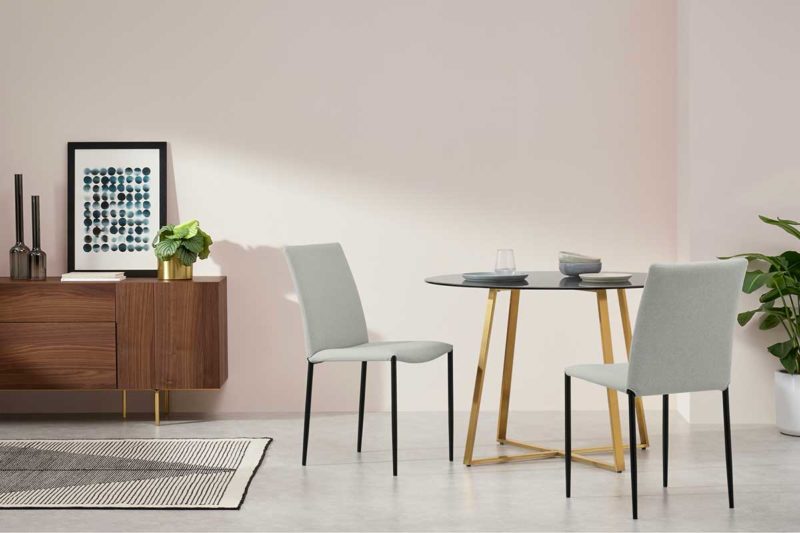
29, 195, 46, 281
8, 173, 30, 280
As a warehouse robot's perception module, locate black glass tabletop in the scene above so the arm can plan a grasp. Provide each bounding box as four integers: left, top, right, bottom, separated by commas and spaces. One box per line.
425, 271, 646, 290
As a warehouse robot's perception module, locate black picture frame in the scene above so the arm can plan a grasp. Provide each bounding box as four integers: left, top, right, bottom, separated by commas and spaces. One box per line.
67, 142, 167, 277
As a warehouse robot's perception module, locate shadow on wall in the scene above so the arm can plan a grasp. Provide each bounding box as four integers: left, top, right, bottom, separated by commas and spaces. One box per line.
178, 240, 387, 414
166, 144, 180, 225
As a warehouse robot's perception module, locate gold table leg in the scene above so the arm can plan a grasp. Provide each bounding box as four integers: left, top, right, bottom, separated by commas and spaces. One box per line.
596, 289, 626, 472
618, 289, 649, 447
497, 289, 520, 442
464, 288, 646, 471
122, 390, 127, 419
154, 390, 160, 426
463, 289, 498, 465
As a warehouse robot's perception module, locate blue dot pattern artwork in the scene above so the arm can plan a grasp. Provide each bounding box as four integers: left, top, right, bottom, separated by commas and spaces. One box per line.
81, 166, 152, 253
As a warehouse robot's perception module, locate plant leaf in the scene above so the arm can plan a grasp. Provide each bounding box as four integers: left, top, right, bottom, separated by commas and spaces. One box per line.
737, 310, 758, 326
780, 353, 799, 374
766, 307, 793, 319
152, 224, 174, 247
182, 234, 204, 254
172, 219, 199, 240
759, 313, 782, 330
720, 252, 782, 269
743, 270, 772, 293
761, 216, 800, 225
759, 288, 782, 304
175, 246, 197, 266
198, 229, 213, 260
768, 272, 788, 290
760, 215, 800, 240
154, 239, 179, 260
780, 250, 800, 272
768, 340, 795, 358
761, 284, 800, 303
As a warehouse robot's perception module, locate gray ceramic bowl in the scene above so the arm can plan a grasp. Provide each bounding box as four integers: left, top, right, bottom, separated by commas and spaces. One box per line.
559, 261, 602, 276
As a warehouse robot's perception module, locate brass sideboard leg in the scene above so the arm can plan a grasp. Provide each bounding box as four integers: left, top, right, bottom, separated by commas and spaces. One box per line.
121, 390, 127, 419
154, 390, 160, 426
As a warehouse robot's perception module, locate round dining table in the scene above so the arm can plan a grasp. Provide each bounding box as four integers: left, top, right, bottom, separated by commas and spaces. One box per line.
425, 271, 648, 471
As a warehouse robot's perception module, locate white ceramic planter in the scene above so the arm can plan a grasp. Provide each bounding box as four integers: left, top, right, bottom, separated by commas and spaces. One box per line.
775, 370, 800, 436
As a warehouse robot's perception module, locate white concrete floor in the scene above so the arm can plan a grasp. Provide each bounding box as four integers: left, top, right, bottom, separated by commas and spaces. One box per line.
0, 410, 796, 532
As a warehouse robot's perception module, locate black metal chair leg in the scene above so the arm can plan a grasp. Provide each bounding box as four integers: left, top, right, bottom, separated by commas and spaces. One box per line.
391, 356, 398, 476
663, 394, 669, 487
357, 361, 367, 452
628, 390, 638, 520
302, 362, 314, 466
723, 388, 734, 508
447, 351, 454, 462
565, 374, 571, 498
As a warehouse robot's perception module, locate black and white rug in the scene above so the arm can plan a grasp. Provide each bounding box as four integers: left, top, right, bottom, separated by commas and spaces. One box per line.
0, 437, 271, 509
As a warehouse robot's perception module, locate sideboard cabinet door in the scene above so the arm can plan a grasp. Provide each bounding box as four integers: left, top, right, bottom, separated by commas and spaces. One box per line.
0, 323, 116, 389
117, 283, 156, 390
155, 279, 228, 389
0, 283, 115, 322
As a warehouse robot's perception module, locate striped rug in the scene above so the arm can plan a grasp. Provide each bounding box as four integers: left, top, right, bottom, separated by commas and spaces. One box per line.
0, 437, 271, 509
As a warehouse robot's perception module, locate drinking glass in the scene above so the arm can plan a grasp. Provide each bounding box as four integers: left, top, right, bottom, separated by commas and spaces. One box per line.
495, 249, 516, 274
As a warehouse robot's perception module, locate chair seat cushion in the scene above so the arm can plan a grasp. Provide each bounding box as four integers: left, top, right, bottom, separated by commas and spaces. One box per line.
310, 341, 452, 364
565, 363, 629, 391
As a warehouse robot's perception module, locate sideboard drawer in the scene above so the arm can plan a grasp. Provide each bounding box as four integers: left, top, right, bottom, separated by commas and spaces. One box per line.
0, 323, 117, 389
0, 283, 116, 322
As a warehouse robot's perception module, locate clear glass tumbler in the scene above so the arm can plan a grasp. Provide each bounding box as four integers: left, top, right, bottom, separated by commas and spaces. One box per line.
495, 249, 516, 274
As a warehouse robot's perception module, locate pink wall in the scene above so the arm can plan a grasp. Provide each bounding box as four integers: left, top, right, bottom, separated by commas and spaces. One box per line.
0, 0, 676, 414
677, 0, 800, 423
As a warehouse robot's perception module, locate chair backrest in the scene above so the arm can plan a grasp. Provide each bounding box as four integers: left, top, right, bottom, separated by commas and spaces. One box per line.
626, 258, 747, 396
284, 243, 369, 358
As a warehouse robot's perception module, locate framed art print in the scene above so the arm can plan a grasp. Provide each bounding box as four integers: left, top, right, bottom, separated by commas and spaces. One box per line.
67, 142, 167, 277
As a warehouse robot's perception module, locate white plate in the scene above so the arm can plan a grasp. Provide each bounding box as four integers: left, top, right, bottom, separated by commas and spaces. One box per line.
579, 272, 632, 283
462, 272, 529, 282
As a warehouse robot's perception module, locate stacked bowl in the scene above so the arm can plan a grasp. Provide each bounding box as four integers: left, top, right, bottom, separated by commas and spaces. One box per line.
559, 251, 602, 276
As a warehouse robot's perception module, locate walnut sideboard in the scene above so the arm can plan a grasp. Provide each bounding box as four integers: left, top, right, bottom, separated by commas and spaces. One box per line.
0, 276, 228, 424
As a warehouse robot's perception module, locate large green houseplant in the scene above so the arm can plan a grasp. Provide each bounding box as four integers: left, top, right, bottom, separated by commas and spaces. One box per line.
725, 215, 800, 435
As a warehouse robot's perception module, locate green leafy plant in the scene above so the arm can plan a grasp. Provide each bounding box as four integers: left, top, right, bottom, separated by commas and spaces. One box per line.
152, 219, 213, 266
724, 216, 800, 374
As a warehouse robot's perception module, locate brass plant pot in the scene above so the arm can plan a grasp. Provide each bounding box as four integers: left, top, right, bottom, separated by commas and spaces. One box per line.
158, 257, 193, 280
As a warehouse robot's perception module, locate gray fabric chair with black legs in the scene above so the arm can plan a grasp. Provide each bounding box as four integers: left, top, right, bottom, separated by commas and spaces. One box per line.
285, 243, 454, 476
564, 258, 747, 519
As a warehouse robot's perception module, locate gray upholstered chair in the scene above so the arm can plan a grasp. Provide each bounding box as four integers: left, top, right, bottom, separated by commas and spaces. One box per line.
284, 242, 454, 476
564, 259, 747, 519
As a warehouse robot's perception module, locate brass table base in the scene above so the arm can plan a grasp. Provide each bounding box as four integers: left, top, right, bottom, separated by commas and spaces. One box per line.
470, 439, 648, 470
463, 288, 649, 472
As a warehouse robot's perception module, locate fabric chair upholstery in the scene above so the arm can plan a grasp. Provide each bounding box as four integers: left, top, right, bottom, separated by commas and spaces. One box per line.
285, 243, 369, 358
565, 362, 628, 392
285, 242, 453, 362
566, 258, 747, 396
310, 340, 453, 364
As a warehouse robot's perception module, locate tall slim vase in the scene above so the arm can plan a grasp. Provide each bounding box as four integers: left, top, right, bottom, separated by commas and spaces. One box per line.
29, 196, 47, 280
8, 173, 30, 280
